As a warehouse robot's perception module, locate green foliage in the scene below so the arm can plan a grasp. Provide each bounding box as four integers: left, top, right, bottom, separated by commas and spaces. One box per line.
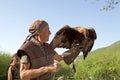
0, 52, 11, 80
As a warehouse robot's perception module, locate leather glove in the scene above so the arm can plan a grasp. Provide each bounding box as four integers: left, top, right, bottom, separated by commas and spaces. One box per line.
63, 44, 81, 65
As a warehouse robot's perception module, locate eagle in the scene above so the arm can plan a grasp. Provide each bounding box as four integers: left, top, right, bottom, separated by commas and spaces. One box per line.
50, 25, 97, 65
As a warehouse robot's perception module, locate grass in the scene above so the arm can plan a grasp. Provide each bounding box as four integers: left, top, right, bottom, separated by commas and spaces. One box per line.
0, 52, 11, 80
74, 51, 120, 80
56, 40, 120, 80
55, 61, 75, 80
75, 43, 120, 80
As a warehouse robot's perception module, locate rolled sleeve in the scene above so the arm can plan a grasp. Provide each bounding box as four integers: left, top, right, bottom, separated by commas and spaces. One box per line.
20, 55, 29, 64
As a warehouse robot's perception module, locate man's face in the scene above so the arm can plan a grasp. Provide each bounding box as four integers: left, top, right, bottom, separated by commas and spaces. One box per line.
38, 26, 51, 42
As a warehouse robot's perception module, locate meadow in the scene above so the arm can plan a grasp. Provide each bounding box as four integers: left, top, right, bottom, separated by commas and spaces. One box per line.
56, 40, 120, 80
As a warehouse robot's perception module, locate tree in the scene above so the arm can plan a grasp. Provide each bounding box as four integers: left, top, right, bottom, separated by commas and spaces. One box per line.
101, 0, 120, 11
85, 0, 120, 11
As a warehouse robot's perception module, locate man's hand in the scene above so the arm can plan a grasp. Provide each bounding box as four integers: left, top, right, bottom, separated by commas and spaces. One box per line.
48, 63, 61, 73
54, 54, 64, 61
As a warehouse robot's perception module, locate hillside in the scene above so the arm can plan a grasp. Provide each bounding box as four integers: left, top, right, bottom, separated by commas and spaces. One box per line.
92, 40, 120, 54
74, 40, 120, 80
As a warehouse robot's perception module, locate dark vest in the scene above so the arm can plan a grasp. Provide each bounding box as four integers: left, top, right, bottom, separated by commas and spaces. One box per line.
19, 38, 56, 80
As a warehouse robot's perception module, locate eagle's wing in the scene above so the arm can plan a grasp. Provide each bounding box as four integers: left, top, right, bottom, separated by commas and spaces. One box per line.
82, 27, 97, 59
82, 39, 94, 59
50, 25, 85, 49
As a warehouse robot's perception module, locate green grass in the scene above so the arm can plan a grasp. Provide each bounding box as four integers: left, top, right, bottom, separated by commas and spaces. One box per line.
55, 61, 75, 80
0, 52, 11, 80
55, 51, 120, 80
56, 40, 120, 80
74, 51, 120, 80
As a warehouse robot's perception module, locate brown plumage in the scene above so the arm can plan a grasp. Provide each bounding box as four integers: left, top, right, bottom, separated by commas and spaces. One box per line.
75, 27, 97, 59
50, 25, 85, 49
50, 25, 97, 60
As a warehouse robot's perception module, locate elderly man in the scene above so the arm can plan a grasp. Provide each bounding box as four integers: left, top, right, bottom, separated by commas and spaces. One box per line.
18, 20, 63, 80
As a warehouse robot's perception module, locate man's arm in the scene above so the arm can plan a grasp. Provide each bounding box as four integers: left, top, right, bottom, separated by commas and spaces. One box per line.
20, 63, 49, 80
20, 56, 61, 80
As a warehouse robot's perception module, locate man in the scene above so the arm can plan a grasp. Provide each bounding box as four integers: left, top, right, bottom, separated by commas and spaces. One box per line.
18, 20, 63, 80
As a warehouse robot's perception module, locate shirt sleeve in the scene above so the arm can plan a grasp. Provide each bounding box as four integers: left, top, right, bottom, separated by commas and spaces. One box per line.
20, 55, 30, 64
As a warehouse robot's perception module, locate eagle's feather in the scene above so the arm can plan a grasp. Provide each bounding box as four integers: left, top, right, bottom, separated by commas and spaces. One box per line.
50, 25, 97, 60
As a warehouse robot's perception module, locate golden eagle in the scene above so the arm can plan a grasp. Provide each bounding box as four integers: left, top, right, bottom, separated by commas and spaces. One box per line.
50, 25, 97, 65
